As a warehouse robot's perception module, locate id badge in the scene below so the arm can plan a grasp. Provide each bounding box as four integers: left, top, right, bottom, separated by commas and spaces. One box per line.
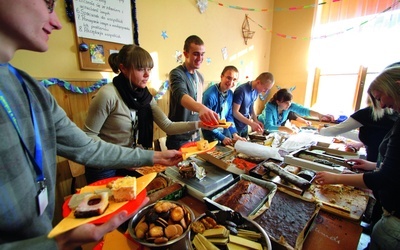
37, 186, 48, 216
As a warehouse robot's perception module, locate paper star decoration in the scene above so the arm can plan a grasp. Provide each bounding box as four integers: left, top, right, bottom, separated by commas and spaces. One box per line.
175, 50, 183, 64
161, 30, 168, 40
197, 0, 208, 13
206, 57, 211, 65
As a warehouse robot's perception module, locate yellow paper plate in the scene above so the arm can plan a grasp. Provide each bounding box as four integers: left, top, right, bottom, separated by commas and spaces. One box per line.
218, 122, 232, 129
48, 173, 156, 238
181, 141, 218, 160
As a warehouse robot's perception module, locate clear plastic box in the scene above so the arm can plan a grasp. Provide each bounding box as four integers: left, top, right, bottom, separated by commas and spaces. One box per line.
165, 158, 234, 196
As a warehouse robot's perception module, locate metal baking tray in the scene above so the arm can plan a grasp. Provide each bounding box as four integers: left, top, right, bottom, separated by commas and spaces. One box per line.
203, 174, 277, 217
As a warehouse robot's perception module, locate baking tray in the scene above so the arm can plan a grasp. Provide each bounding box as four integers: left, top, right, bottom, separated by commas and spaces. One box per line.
253, 188, 321, 250
284, 149, 348, 173
203, 174, 277, 217
147, 173, 187, 203
308, 145, 358, 158
249, 158, 284, 179
250, 160, 316, 195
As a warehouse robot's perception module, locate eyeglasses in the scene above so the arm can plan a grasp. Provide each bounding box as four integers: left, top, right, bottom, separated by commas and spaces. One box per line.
44, 0, 56, 13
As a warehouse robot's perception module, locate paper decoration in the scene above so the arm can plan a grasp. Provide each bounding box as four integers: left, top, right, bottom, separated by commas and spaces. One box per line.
89, 44, 105, 64
65, 0, 140, 45
161, 30, 168, 40
221, 47, 228, 60
175, 50, 183, 64
245, 0, 399, 41
41, 78, 170, 100
197, 0, 208, 13
207, 0, 340, 12
40, 78, 109, 94
206, 57, 212, 65
153, 81, 169, 101
242, 15, 255, 45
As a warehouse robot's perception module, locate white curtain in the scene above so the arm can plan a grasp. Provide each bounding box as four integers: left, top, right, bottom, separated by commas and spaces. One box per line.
308, 0, 400, 73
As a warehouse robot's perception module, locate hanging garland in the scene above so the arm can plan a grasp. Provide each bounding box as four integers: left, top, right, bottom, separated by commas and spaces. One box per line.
41, 78, 169, 100
40, 78, 109, 94
154, 81, 169, 101
246, 0, 400, 40
207, 0, 337, 12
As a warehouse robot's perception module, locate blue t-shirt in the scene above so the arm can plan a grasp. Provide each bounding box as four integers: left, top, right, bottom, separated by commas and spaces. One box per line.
232, 81, 258, 132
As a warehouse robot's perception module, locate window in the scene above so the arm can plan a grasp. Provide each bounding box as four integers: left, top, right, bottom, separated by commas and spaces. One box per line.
306, 0, 400, 117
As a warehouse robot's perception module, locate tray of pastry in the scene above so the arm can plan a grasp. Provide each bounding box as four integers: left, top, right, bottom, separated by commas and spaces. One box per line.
253, 188, 321, 250
303, 184, 370, 221
203, 174, 277, 217
146, 173, 187, 203
198, 146, 247, 176
284, 149, 351, 173
250, 159, 316, 195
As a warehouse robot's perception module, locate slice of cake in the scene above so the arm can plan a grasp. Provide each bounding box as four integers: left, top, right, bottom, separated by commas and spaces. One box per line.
109, 176, 137, 202
74, 192, 109, 218
196, 140, 209, 150
218, 119, 227, 125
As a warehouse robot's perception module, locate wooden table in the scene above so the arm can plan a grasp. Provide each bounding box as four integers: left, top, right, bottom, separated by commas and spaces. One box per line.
85, 194, 365, 250
180, 195, 363, 250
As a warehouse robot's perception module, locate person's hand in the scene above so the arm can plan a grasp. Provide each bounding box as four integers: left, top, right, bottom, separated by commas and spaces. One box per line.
222, 137, 233, 146
153, 150, 182, 166
320, 114, 335, 122
198, 106, 219, 125
232, 133, 246, 142
305, 120, 312, 126
315, 171, 340, 185
346, 159, 376, 171
250, 121, 263, 133
55, 197, 149, 250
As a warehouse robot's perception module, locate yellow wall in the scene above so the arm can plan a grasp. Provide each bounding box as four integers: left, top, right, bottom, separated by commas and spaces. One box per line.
10, 0, 313, 107
11, 1, 274, 84
268, 0, 314, 105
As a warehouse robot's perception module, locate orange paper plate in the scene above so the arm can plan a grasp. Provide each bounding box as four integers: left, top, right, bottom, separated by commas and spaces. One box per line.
62, 177, 146, 224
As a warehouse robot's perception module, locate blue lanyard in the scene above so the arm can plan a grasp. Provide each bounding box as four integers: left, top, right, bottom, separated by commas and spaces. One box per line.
0, 64, 44, 182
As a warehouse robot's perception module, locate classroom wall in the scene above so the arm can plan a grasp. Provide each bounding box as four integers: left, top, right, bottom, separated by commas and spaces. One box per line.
11, 0, 314, 114
268, 0, 314, 106
11, 0, 274, 84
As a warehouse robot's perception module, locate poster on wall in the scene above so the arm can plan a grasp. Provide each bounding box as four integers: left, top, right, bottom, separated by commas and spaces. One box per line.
73, 0, 133, 44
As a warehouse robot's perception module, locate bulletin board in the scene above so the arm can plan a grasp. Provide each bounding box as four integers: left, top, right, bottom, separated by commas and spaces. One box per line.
71, 0, 134, 71
77, 38, 124, 72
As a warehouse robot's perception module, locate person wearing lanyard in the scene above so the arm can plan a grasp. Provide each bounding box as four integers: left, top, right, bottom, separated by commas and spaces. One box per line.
84, 45, 207, 184
232, 72, 275, 138
0, 1, 182, 249
166, 35, 219, 150
202, 66, 246, 145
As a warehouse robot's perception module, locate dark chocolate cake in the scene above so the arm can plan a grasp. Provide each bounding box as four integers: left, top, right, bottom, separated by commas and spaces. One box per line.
214, 179, 269, 216
254, 191, 316, 248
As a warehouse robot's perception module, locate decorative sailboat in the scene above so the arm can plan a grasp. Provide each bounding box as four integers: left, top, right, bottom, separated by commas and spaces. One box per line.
242, 14, 255, 45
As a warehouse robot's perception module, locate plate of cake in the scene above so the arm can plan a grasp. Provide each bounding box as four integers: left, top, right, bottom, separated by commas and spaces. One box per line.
48, 173, 156, 238
180, 140, 218, 160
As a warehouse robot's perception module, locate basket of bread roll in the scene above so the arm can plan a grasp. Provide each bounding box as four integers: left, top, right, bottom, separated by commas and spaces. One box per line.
128, 200, 195, 248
